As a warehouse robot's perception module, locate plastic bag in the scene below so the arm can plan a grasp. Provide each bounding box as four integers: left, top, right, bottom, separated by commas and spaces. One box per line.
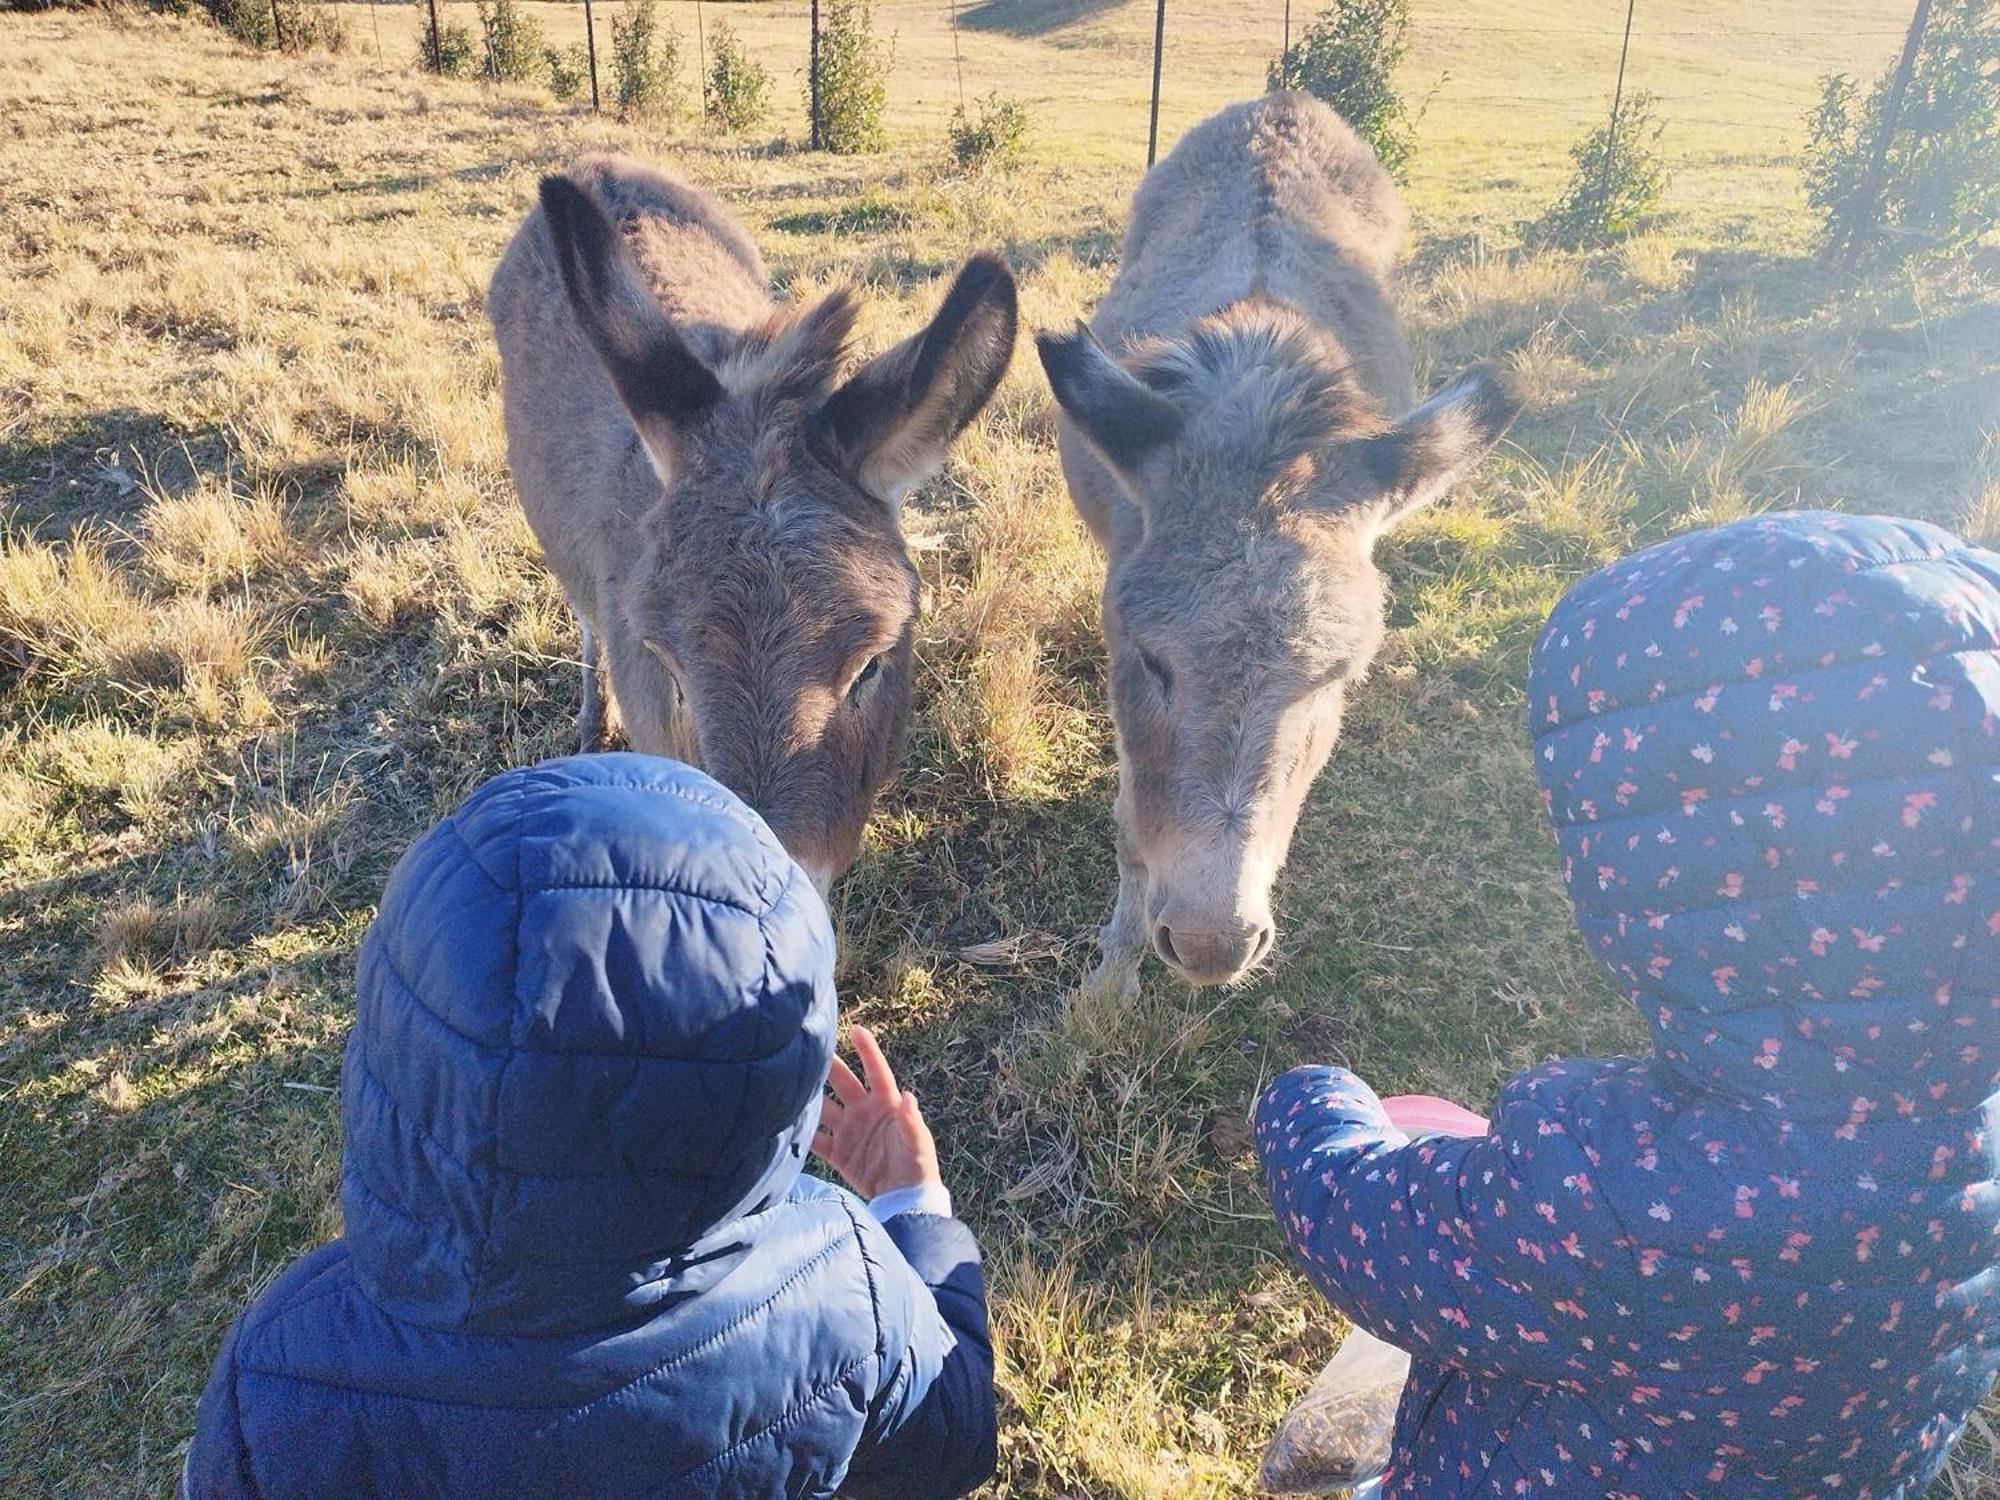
1257, 1324, 1410, 1495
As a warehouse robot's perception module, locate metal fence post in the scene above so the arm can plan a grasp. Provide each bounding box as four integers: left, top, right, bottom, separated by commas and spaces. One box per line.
583, 0, 600, 111
1593, 0, 1638, 234
426, 0, 443, 72
1146, 0, 1165, 165
1834, 0, 1935, 272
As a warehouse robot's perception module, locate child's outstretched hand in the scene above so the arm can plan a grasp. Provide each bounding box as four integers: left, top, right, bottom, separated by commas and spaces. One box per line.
811, 1025, 942, 1199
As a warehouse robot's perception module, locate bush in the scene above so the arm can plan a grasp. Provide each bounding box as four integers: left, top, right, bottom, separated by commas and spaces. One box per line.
810, 0, 891, 154
1804, 0, 1999, 265
206, 0, 345, 52
415, 16, 478, 76
611, 0, 685, 119
546, 43, 588, 102
705, 20, 770, 131
949, 92, 1030, 171
476, 0, 545, 84
1529, 90, 1670, 248
1267, 0, 1413, 181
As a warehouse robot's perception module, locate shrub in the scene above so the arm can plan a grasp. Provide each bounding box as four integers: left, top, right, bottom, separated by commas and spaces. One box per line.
206, 0, 345, 52
476, 0, 545, 84
949, 91, 1030, 171
611, 0, 685, 120
705, 20, 770, 131
545, 42, 588, 102
810, 0, 891, 154
1804, 0, 1999, 265
1267, 0, 1413, 181
1529, 90, 1670, 248
415, 15, 478, 76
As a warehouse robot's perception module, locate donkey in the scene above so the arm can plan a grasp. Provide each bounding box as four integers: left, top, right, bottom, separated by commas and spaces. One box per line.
1037, 93, 1518, 989
490, 155, 1017, 892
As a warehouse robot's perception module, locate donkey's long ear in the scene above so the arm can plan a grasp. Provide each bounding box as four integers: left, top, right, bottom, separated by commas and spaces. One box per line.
540, 174, 721, 476
1350, 366, 1520, 537
1036, 322, 1183, 481
817, 252, 1019, 509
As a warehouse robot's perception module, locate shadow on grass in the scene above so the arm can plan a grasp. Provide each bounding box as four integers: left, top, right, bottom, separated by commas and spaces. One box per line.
0, 410, 224, 535
959, 0, 1132, 38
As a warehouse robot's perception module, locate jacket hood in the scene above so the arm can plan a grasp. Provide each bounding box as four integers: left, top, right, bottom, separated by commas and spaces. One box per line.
1529, 512, 2000, 1114
340, 754, 837, 1336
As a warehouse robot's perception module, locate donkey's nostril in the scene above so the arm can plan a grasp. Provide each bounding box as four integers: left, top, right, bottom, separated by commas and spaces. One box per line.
1153, 922, 1183, 969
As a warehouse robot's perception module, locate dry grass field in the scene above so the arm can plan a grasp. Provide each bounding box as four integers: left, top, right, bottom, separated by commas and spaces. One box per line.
2, 1, 1996, 1495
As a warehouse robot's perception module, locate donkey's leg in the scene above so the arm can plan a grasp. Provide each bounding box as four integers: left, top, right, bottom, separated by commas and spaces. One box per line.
577, 619, 606, 754
1085, 785, 1148, 1000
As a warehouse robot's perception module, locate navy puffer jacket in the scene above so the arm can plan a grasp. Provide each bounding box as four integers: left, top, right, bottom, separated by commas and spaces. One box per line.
185, 755, 996, 1499
1259, 514, 2000, 1497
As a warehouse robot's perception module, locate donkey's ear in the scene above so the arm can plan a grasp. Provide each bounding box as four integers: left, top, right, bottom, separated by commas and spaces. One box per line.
1351, 365, 1520, 535
1036, 322, 1183, 479
540, 174, 721, 476
817, 252, 1019, 509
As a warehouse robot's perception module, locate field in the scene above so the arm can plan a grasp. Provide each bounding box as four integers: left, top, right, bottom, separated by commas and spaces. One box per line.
2, 1, 1997, 1494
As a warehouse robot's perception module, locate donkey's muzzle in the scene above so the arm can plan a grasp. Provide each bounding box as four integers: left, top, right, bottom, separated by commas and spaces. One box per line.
1153, 917, 1274, 986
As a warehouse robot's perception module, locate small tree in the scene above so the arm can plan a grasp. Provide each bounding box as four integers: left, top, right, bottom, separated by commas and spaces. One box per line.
705, 20, 770, 131
416, 16, 478, 75
611, 0, 685, 119
1267, 0, 1414, 181
1530, 90, 1670, 248
546, 43, 589, 102
1804, 0, 1999, 265
811, 0, 891, 154
949, 92, 1030, 171
476, 0, 545, 84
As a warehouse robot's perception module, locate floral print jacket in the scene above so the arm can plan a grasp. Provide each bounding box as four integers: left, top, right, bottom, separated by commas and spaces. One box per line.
1258, 513, 2000, 1498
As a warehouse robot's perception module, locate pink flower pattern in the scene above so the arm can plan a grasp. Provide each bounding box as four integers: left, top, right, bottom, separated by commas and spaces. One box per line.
1258, 514, 2000, 1498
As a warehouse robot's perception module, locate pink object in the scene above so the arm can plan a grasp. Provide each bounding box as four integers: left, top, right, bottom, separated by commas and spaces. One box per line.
1381, 1094, 1489, 1137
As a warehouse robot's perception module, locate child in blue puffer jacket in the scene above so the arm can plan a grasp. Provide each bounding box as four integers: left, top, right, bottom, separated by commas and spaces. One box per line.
1258, 513, 2000, 1498
184, 755, 996, 1499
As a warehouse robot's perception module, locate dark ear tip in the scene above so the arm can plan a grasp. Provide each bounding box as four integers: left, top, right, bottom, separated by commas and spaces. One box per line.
1462, 362, 1526, 437
538, 173, 584, 216
1033, 326, 1088, 377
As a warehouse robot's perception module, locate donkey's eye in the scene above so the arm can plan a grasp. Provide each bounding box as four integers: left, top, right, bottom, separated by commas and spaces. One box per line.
846, 653, 883, 702
1135, 646, 1174, 701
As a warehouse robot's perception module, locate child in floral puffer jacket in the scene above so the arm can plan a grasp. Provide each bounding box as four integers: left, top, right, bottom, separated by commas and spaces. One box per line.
1257, 512, 2000, 1498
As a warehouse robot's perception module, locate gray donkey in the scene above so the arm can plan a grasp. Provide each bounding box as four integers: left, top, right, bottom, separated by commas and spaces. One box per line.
1038, 94, 1518, 989
490, 155, 1017, 891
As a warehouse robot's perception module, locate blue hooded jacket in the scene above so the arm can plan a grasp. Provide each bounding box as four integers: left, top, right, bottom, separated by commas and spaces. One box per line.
1257, 514, 2000, 1498
185, 755, 996, 1499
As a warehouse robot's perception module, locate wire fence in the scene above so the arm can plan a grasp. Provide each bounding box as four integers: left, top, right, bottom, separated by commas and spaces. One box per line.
330, 0, 1925, 247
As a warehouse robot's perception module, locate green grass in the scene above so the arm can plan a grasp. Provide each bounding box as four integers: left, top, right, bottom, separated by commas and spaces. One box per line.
1, 3, 1996, 1496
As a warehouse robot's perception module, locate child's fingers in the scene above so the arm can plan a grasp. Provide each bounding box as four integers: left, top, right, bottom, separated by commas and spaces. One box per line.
849, 1025, 900, 1102
826, 1054, 866, 1108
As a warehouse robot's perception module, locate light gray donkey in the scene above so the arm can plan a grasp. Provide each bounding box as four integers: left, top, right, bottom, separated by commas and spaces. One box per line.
490, 155, 1017, 891
1037, 94, 1518, 989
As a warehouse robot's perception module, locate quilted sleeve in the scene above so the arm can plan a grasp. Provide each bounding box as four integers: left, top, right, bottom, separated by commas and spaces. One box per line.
841, 1208, 997, 1500
1256, 1064, 1634, 1385
182, 1316, 260, 1500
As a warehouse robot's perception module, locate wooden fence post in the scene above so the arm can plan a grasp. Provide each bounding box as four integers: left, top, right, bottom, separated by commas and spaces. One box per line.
1146, 0, 1165, 166
426, 0, 443, 72
809, 0, 823, 150
583, 0, 600, 111
1833, 0, 1935, 272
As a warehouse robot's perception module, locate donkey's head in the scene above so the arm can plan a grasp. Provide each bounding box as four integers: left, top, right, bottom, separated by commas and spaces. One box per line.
1040, 308, 1516, 984
540, 175, 1018, 889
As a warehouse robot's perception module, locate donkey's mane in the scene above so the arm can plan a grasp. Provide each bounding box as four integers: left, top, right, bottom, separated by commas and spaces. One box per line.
1124, 300, 1384, 476
717, 288, 863, 403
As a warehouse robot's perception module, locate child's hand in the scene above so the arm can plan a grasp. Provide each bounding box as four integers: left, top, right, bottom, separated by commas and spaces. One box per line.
811, 1025, 942, 1200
